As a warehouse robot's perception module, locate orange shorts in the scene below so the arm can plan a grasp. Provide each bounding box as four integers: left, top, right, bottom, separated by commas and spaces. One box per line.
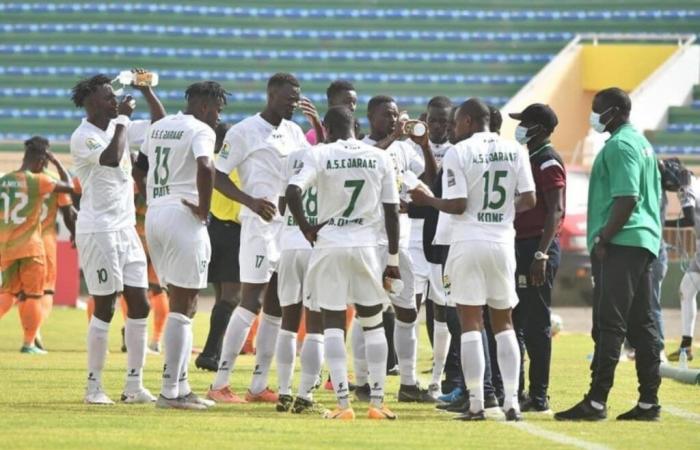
1, 255, 46, 297
43, 234, 58, 293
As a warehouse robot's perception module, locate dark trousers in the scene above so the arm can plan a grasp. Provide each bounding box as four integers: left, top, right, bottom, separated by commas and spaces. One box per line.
588, 244, 661, 405
513, 237, 560, 403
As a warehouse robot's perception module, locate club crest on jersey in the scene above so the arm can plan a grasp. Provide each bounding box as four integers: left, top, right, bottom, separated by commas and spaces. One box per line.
447, 169, 456, 187
219, 143, 230, 159
85, 138, 101, 151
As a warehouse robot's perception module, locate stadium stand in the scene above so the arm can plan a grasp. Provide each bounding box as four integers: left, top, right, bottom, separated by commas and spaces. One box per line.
0, 0, 698, 154
648, 85, 700, 159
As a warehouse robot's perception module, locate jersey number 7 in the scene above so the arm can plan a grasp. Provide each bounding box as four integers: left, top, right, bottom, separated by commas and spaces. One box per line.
342, 179, 365, 217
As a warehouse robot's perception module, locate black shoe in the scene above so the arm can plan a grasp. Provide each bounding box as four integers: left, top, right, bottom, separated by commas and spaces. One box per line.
616, 404, 661, 421
348, 381, 357, 392
387, 365, 400, 376
398, 383, 437, 403
120, 326, 127, 353
505, 408, 523, 422
454, 410, 486, 421
194, 354, 219, 372
521, 396, 551, 413
445, 397, 469, 413
34, 336, 45, 351
291, 396, 327, 415
354, 383, 371, 402
555, 397, 607, 421
484, 394, 500, 409
436, 393, 466, 410
276, 394, 294, 412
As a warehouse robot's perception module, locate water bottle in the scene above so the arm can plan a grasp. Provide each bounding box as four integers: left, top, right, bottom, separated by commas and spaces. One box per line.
117, 70, 159, 87
679, 348, 688, 370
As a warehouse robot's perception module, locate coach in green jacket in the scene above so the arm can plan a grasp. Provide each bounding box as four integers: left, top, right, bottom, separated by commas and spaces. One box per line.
556, 87, 662, 422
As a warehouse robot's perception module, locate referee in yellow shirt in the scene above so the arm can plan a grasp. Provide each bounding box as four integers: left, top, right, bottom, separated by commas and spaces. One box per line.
196, 123, 243, 371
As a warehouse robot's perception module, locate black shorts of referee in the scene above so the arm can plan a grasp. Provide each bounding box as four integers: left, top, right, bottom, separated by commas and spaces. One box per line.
207, 213, 241, 283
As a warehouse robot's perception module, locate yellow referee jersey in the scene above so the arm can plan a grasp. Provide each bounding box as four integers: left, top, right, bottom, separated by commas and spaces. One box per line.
210, 170, 242, 223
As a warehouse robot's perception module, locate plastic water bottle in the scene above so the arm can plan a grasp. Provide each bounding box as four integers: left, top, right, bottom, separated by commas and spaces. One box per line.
117, 70, 159, 87
679, 348, 688, 370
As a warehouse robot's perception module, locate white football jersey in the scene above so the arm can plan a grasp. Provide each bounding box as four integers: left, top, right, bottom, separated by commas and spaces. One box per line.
289, 138, 399, 249
141, 112, 215, 207
71, 117, 149, 234
215, 113, 309, 219
281, 148, 317, 251
443, 131, 535, 244
362, 137, 424, 248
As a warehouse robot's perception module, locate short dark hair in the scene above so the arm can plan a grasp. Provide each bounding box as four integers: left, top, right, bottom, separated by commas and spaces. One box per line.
326, 80, 355, 102
24, 136, 49, 160
323, 106, 355, 133
267, 72, 300, 91
487, 104, 502, 133
427, 96, 452, 110
185, 81, 229, 105
596, 87, 631, 115
458, 98, 490, 124
367, 95, 395, 116
214, 122, 232, 154
71, 74, 112, 108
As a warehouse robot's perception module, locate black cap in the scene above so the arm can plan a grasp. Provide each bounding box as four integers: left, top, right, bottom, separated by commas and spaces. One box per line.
509, 103, 558, 131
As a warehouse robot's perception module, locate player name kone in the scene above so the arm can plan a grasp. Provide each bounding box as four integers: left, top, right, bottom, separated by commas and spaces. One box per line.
326, 158, 377, 170
477, 212, 504, 223
150, 129, 185, 140
472, 151, 518, 164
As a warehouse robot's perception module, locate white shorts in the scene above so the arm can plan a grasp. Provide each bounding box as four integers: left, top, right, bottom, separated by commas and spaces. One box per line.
278, 248, 313, 308
239, 215, 282, 284
304, 246, 388, 312
427, 262, 449, 306
409, 242, 430, 299
76, 227, 147, 296
445, 240, 518, 310
146, 204, 211, 290
377, 246, 416, 310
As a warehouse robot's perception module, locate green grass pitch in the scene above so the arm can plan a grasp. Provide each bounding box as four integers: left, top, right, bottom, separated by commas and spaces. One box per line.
0, 307, 698, 449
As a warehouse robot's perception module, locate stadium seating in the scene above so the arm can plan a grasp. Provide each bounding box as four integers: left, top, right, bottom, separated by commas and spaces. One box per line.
649, 85, 700, 159
0, 1, 698, 152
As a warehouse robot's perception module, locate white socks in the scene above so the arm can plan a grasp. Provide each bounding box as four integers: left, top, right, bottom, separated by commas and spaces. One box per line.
325, 328, 350, 408
124, 317, 147, 393
161, 312, 191, 399
298, 333, 324, 401
496, 329, 521, 412
212, 307, 256, 390
87, 316, 110, 392
178, 321, 194, 396
351, 319, 368, 386
249, 313, 281, 395
461, 331, 485, 413
276, 329, 297, 396
394, 319, 418, 386
364, 327, 388, 407
431, 320, 451, 386
680, 272, 699, 338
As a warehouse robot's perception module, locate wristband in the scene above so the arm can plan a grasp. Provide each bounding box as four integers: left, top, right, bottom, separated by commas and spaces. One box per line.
113, 115, 130, 126
387, 253, 399, 266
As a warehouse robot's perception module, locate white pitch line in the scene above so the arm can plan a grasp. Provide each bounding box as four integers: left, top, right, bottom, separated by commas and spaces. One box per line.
504, 422, 613, 450
665, 405, 700, 423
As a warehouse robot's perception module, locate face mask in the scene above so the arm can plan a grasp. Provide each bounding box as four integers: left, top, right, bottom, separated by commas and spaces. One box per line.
515, 125, 533, 144
589, 107, 614, 133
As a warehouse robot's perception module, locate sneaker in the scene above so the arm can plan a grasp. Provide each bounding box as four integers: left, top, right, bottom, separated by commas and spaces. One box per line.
194, 354, 219, 372
454, 410, 486, 421
120, 326, 127, 353
147, 341, 160, 354
438, 387, 463, 404
505, 408, 522, 422
276, 394, 294, 412
206, 385, 247, 404
155, 394, 206, 410
354, 383, 371, 402
291, 396, 328, 415
436, 393, 466, 411
521, 396, 551, 413
398, 383, 436, 403
245, 387, 278, 403
368, 404, 397, 420
617, 404, 661, 421
387, 365, 400, 376
445, 397, 469, 414
668, 347, 694, 362
323, 406, 355, 420
554, 397, 607, 421
427, 383, 442, 400
182, 392, 215, 408
20, 345, 47, 355
85, 388, 115, 405
34, 335, 45, 351
121, 388, 156, 404
484, 394, 500, 410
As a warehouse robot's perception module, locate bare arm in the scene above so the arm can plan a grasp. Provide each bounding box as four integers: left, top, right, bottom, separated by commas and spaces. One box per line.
410, 188, 466, 215
665, 205, 694, 228
99, 96, 135, 167
537, 188, 565, 253
59, 205, 76, 240
515, 191, 536, 213
134, 85, 166, 123
214, 169, 277, 221
411, 130, 437, 186
181, 156, 214, 223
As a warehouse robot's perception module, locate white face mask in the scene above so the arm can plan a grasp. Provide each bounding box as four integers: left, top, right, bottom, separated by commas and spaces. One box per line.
514, 125, 532, 144
589, 107, 613, 133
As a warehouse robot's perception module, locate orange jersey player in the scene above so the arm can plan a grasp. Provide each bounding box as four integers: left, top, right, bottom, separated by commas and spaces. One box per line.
0, 136, 73, 354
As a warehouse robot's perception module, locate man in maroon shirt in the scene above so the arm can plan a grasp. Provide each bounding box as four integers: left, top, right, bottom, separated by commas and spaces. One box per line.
509, 104, 566, 413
